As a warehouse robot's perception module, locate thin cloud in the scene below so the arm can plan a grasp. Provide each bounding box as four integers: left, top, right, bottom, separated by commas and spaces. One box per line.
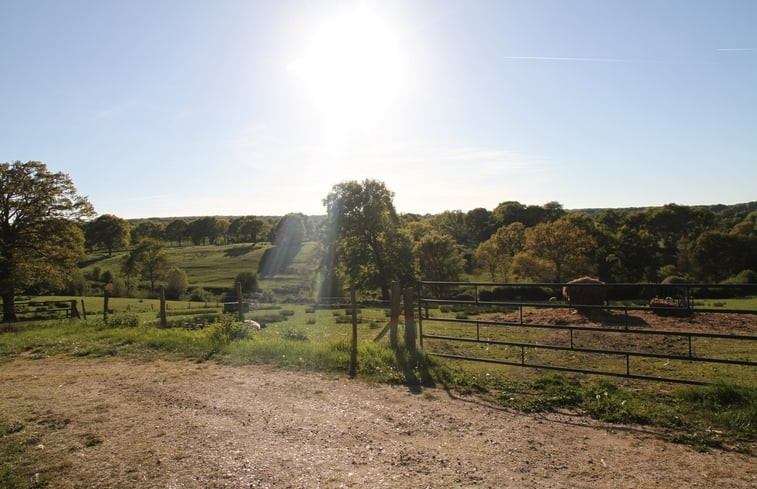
503, 56, 633, 63
716, 47, 757, 52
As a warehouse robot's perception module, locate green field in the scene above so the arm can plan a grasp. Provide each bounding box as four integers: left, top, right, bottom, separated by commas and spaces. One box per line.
81, 241, 320, 297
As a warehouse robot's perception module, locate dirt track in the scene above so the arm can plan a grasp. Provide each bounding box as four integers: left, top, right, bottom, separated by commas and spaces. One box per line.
1, 356, 754, 488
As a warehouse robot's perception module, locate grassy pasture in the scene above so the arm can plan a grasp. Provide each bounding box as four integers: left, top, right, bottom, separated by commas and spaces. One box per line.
80, 241, 320, 298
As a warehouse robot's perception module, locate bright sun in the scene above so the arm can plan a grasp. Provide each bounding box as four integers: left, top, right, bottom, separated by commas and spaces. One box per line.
290, 6, 403, 138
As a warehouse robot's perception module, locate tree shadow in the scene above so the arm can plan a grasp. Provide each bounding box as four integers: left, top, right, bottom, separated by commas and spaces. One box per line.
223, 244, 258, 257
258, 243, 302, 277
390, 341, 436, 394
575, 309, 651, 328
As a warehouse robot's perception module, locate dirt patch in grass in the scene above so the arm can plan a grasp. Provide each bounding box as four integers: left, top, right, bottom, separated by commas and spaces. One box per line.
1, 356, 754, 488
491, 308, 757, 335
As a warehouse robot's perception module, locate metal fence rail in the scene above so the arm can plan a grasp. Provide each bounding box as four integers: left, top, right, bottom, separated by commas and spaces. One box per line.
418, 281, 757, 385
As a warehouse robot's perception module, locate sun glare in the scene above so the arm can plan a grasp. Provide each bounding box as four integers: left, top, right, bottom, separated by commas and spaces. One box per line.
290, 6, 403, 139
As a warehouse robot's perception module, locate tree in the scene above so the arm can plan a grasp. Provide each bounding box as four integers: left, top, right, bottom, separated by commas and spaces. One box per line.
465, 207, 495, 245
131, 221, 164, 243
165, 267, 189, 300
414, 231, 465, 296
474, 222, 526, 281
0, 161, 94, 321
322, 179, 414, 299
234, 271, 258, 294
164, 219, 189, 246
430, 210, 467, 244
511, 219, 596, 282
229, 216, 267, 243
188, 217, 224, 245
85, 214, 130, 256
127, 238, 170, 292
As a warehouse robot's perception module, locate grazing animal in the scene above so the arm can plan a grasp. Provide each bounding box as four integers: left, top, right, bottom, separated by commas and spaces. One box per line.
562, 277, 606, 312
243, 319, 261, 330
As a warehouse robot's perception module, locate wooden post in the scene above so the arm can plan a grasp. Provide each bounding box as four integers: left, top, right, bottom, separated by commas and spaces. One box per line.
80, 299, 87, 320
403, 287, 416, 353
103, 290, 109, 322
389, 281, 401, 350
160, 287, 167, 328
236, 281, 244, 321
70, 300, 81, 320
349, 282, 358, 378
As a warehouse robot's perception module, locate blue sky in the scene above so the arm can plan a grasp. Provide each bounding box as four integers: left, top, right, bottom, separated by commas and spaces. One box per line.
2, 0, 756, 218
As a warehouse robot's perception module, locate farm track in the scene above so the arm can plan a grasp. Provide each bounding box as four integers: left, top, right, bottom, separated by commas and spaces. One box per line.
1, 356, 755, 488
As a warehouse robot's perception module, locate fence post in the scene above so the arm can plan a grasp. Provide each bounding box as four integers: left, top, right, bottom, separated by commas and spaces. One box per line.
390, 281, 401, 350
80, 299, 87, 320
236, 281, 244, 321
417, 285, 424, 349
103, 290, 109, 322
70, 300, 81, 320
349, 282, 358, 378
160, 287, 167, 328
403, 287, 416, 353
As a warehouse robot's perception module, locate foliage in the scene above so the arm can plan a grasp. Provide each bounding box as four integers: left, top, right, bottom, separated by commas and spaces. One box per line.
511, 219, 596, 282
234, 271, 258, 294
322, 179, 414, 299
124, 238, 170, 292
414, 231, 465, 295
474, 222, 526, 281
0, 160, 94, 321
164, 219, 189, 246
85, 214, 130, 256
165, 267, 189, 300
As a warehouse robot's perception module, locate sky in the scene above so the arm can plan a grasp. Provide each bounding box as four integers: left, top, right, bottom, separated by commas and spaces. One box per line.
1, 0, 756, 218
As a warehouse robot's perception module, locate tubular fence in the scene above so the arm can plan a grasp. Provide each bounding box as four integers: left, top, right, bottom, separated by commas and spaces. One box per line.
418, 281, 757, 385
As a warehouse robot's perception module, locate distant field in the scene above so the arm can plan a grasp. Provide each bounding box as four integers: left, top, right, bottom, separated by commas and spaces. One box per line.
81, 242, 320, 296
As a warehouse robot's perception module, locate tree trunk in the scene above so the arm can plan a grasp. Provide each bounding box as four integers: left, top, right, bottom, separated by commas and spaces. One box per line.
2, 290, 17, 322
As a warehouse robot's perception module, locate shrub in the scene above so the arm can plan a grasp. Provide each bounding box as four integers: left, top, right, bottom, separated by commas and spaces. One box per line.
104, 313, 140, 328
165, 267, 189, 300
234, 271, 259, 294
189, 287, 211, 302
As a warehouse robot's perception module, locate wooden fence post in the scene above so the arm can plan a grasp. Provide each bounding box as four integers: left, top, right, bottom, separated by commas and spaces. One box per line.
103, 290, 109, 322
349, 282, 358, 378
236, 281, 244, 321
80, 299, 87, 320
160, 287, 167, 328
70, 300, 81, 320
403, 287, 416, 353
390, 281, 401, 350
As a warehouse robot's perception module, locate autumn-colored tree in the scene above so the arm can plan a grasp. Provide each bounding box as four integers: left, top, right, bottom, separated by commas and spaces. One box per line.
511, 219, 596, 282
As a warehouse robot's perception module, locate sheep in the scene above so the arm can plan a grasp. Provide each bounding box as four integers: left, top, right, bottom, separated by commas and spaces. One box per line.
243, 319, 261, 330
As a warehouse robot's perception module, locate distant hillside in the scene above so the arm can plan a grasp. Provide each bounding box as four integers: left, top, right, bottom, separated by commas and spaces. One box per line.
569, 201, 757, 219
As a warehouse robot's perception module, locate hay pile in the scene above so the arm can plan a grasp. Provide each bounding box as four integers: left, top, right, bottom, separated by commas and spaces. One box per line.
562, 276, 606, 310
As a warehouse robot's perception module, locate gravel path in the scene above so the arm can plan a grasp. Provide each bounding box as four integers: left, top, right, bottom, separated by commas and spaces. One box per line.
1, 356, 754, 488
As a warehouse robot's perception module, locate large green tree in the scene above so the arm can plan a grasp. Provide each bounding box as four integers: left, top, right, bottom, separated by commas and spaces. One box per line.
0, 161, 94, 321
85, 214, 130, 256
474, 222, 526, 281
322, 179, 414, 299
125, 238, 170, 292
414, 231, 465, 296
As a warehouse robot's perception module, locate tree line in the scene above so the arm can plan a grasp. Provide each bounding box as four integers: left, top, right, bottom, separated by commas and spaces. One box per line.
319, 180, 757, 299
1, 160, 755, 320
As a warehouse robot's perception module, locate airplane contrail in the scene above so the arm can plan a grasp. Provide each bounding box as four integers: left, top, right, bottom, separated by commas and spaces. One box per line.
503, 56, 633, 62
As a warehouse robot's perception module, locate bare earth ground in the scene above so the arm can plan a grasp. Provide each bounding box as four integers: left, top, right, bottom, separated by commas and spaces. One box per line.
2, 355, 755, 489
